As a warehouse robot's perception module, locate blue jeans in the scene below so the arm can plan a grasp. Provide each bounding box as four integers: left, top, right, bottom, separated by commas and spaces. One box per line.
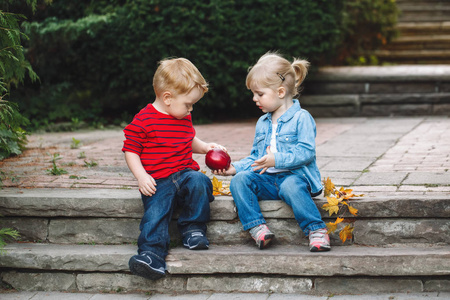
230, 171, 325, 236
138, 169, 214, 259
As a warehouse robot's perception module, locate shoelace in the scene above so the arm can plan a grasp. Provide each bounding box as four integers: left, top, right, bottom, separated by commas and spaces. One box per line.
250, 225, 271, 240
309, 229, 328, 241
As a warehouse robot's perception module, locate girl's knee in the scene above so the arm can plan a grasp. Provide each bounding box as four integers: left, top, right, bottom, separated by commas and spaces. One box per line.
230, 171, 253, 188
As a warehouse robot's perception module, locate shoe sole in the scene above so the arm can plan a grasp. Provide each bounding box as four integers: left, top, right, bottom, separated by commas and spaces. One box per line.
256, 233, 275, 250
310, 245, 331, 252
129, 257, 165, 280
183, 241, 209, 250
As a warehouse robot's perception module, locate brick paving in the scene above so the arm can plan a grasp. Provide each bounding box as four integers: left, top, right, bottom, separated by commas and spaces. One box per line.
1, 117, 449, 196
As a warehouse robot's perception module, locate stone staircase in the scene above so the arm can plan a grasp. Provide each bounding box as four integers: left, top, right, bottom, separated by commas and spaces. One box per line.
375, 0, 450, 65
1, 188, 449, 295
302, 65, 450, 117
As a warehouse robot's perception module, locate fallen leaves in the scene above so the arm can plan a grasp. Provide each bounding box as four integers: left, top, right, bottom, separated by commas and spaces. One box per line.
321, 177, 364, 243
211, 176, 231, 196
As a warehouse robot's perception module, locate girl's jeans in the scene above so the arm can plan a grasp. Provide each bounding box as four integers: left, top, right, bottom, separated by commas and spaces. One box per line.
230, 171, 325, 236
138, 169, 214, 259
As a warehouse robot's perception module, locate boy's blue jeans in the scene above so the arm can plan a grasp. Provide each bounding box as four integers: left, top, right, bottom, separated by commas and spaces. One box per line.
138, 169, 213, 259
230, 171, 325, 236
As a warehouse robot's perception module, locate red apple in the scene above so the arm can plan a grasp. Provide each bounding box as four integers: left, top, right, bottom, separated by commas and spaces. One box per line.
205, 148, 231, 171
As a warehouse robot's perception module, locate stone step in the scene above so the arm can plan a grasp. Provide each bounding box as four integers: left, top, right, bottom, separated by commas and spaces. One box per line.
397, 22, 450, 36
303, 65, 450, 116
375, 49, 450, 62
0, 243, 449, 294
0, 189, 449, 247
382, 35, 450, 51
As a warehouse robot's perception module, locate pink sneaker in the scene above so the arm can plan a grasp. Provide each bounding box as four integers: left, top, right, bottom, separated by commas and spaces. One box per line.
309, 228, 331, 252
249, 224, 275, 249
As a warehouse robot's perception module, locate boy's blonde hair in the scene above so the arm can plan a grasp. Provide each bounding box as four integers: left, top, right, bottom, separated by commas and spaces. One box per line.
153, 57, 209, 97
246, 51, 309, 97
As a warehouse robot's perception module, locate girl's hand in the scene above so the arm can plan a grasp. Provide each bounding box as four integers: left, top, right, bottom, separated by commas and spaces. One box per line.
137, 174, 157, 196
212, 164, 236, 176
252, 146, 275, 174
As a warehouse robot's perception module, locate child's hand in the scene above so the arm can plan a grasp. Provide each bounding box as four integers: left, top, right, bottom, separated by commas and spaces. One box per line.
207, 143, 227, 152
137, 174, 157, 196
212, 164, 236, 176
252, 146, 275, 174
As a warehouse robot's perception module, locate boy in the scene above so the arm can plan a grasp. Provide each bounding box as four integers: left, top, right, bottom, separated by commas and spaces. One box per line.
122, 57, 223, 280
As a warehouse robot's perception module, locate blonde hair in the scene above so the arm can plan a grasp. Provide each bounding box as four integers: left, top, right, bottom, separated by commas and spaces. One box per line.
153, 57, 209, 97
246, 51, 309, 97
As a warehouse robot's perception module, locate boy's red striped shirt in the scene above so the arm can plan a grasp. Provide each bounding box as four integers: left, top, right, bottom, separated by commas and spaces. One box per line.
122, 104, 199, 179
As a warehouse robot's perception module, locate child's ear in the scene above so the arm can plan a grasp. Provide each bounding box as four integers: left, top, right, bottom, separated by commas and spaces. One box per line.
162, 91, 172, 105
277, 87, 286, 98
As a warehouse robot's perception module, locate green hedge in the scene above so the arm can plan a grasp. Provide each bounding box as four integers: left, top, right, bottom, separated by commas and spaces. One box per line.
11, 0, 397, 128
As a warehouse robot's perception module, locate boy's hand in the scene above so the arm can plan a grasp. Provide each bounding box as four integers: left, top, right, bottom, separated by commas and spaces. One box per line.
207, 143, 227, 152
212, 164, 236, 176
137, 174, 157, 196
252, 146, 275, 174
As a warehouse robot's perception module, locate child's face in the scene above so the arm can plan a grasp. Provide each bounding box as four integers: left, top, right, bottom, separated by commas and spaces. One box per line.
250, 84, 282, 114
167, 87, 203, 119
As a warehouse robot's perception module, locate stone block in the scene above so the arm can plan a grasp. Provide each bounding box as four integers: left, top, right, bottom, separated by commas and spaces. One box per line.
2, 271, 76, 291
48, 218, 139, 244
369, 82, 437, 94
440, 82, 450, 92
166, 244, 450, 277
77, 273, 186, 293
0, 188, 143, 218
424, 279, 450, 292
305, 106, 359, 118
354, 219, 450, 245
305, 82, 365, 95
0, 218, 48, 242
301, 95, 360, 106
0, 243, 132, 272
186, 276, 312, 293
432, 102, 450, 114
315, 277, 423, 294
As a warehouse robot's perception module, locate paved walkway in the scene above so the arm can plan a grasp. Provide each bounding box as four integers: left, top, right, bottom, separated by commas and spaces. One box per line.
1, 117, 449, 196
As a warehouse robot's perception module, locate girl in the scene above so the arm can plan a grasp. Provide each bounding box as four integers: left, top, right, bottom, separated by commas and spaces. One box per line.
214, 52, 330, 252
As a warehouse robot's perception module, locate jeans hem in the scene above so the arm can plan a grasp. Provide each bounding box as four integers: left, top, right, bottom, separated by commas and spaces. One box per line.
242, 219, 266, 231
304, 224, 327, 236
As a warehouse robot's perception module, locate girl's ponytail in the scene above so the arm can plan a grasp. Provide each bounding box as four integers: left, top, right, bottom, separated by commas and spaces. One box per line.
292, 59, 310, 92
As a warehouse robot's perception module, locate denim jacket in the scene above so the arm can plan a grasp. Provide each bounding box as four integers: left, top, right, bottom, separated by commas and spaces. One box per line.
232, 99, 323, 194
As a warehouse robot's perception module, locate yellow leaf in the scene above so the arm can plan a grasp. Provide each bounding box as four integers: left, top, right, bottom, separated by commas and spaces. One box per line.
326, 217, 344, 233
211, 176, 231, 196
322, 177, 335, 196
322, 196, 340, 216
347, 205, 358, 216
211, 176, 222, 196
339, 224, 354, 243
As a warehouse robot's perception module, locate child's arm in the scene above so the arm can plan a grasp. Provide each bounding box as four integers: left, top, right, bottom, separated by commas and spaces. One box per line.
124, 151, 157, 196
192, 136, 226, 154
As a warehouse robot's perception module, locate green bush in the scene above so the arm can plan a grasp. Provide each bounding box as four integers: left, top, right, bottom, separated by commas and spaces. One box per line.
0, 99, 29, 160
14, 0, 343, 126
12, 0, 398, 127
1, 1, 38, 159
335, 0, 398, 65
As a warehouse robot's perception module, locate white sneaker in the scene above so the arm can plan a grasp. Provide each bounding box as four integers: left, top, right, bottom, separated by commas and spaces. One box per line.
309, 228, 331, 252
